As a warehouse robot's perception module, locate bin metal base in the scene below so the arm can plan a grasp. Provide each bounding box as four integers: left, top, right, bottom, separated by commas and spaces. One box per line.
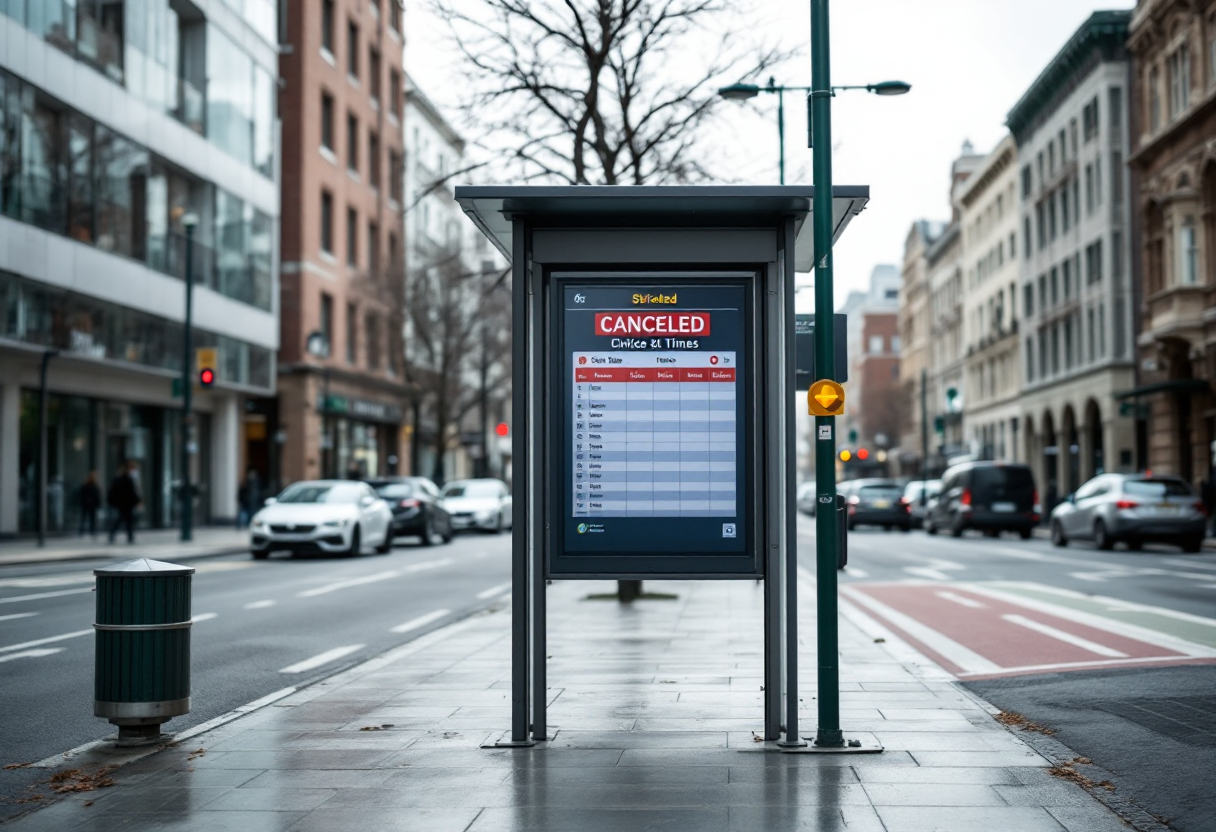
95, 697, 191, 721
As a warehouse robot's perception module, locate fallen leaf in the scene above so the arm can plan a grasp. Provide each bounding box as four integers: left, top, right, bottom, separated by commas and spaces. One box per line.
83, 801, 94, 807
873, 637, 886, 643
3, 763, 33, 770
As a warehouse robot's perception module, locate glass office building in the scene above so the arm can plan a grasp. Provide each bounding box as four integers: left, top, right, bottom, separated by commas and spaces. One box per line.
0, 2, 280, 535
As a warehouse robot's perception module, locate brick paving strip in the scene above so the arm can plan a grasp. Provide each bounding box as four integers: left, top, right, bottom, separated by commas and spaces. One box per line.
5, 580, 1135, 832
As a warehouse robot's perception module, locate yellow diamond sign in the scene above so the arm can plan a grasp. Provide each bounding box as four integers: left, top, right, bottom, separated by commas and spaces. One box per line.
807, 379, 845, 416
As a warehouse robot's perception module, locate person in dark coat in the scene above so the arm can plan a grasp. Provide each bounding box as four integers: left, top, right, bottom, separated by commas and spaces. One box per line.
78, 471, 101, 538
107, 462, 141, 544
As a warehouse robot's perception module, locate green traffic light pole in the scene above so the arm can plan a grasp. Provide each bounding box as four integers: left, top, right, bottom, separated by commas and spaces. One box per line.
180, 213, 199, 543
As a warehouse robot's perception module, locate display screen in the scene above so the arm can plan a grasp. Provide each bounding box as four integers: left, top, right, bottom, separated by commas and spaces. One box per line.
561, 283, 749, 556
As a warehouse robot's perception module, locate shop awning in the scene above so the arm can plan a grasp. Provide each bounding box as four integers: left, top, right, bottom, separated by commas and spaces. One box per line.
1114, 379, 1212, 399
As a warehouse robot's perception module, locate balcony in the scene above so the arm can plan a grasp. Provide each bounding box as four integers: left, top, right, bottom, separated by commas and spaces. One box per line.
1144, 284, 1207, 339
171, 78, 207, 136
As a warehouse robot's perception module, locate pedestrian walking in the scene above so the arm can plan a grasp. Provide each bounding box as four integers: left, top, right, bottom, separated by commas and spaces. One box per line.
78, 471, 101, 538
237, 469, 263, 528
107, 462, 141, 544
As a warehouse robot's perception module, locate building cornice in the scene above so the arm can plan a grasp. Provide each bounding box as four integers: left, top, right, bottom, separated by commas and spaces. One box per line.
958, 136, 1017, 209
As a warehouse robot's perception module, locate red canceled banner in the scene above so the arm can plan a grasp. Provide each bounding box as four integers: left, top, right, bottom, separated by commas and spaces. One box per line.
594, 312, 710, 337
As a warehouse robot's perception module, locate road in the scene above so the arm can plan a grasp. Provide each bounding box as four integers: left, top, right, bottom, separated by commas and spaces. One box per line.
0, 531, 512, 820
802, 514, 1216, 832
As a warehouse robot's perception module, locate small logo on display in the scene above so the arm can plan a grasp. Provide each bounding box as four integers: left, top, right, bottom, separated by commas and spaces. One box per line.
722, 523, 737, 539
578, 356, 587, 365
577, 523, 588, 534
574, 293, 586, 304
709, 355, 718, 365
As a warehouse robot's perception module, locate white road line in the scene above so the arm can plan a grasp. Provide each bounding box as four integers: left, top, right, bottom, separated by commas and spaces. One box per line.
476, 582, 511, 600
958, 654, 1205, 678
0, 612, 39, 622
1165, 558, 1216, 571
279, 644, 365, 674
297, 570, 400, 597
0, 629, 92, 653
0, 587, 94, 604
905, 567, 953, 581
839, 586, 1000, 673
403, 558, 452, 574
0, 648, 64, 663
0, 574, 94, 588
842, 567, 869, 578
964, 584, 1216, 656
982, 582, 1216, 629
390, 609, 451, 633
244, 600, 277, 609
936, 590, 985, 609
192, 612, 218, 623
1001, 613, 1128, 658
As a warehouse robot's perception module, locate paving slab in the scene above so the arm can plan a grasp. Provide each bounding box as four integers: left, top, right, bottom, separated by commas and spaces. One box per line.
2, 579, 1131, 831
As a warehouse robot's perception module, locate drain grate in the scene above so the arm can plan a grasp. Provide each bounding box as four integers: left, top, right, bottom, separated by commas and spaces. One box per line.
1093, 696, 1216, 746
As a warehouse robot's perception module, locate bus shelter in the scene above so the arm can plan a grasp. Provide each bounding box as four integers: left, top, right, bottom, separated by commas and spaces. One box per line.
455, 185, 870, 747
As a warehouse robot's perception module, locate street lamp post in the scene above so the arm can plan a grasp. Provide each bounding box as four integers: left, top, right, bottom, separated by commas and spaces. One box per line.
180, 213, 199, 543
306, 331, 332, 476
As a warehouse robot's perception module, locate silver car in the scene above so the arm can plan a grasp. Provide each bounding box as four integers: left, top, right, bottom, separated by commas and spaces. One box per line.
903, 479, 941, 529
797, 482, 818, 516
1050, 474, 1206, 552
441, 478, 513, 533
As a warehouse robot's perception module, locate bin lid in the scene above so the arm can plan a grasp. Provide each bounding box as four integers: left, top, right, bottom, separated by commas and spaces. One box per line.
94, 558, 196, 578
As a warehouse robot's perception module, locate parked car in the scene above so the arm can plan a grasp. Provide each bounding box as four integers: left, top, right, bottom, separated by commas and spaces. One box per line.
925, 462, 1037, 539
367, 477, 453, 546
441, 478, 513, 533
840, 478, 911, 531
903, 479, 942, 529
797, 481, 818, 516
1050, 474, 1206, 552
250, 480, 394, 558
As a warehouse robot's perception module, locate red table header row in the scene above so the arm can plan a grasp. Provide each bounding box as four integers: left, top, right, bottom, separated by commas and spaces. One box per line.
574, 367, 736, 382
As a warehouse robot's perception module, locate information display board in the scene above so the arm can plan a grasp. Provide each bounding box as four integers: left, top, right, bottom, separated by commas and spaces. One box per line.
552, 280, 756, 576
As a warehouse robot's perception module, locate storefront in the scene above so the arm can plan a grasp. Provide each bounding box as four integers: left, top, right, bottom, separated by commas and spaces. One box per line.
319, 395, 404, 480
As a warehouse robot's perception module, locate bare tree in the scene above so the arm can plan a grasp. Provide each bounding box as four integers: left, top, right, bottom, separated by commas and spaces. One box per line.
435, 0, 789, 185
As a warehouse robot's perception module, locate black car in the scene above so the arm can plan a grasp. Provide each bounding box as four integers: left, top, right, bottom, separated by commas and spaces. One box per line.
926, 462, 1038, 539
841, 479, 912, 531
366, 477, 453, 546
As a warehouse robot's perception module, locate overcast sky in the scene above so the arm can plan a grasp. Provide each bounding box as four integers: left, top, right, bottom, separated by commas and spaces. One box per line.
403, 0, 1135, 307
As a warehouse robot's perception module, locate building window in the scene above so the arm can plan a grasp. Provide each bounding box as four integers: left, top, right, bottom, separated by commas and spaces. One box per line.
321, 0, 335, 54
1149, 66, 1161, 131
1069, 118, 1078, 156
1038, 274, 1047, 311
320, 190, 334, 253
1050, 268, 1059, 305
346, 207, 358, 266
1168, 44, 1191, 117
1061, 186, 1070, 233
1036, 203, 1046, 249
1048, 192, 1057, 240
368, 221, 379, 276
1025, 337, 1035, 382
1178, 218, 1198, 284
868, 335, 883, 354
320, 293, 333, 352
368, 131, 380, 189
1098, 303, 1106, 356
1062, 259, 1072, 300
1064, 317, 1074, 369
1086, 240, 1103, 285
1087, 307, 1095, 363
390, 0, 402, 34
1051, 324, 1060, 374
369, 48, 381, 105
346, 113, 358, 172
347, 21, 359, 79
346, 302, 357, 363
207, 27, 275, 176
1023, 284, 1034, 317
1082, 96, 1099, 142
366, 312, 380, 370
1085, 165, 1094, 215
1108, 87, 1123, 139
1023, 218, 1032, 259
891, 335, 901, 353
389, 151, 403, 203
388, 69, 401, 118
1038, 330, 1048, 378
1110, 152, 1123, 207
1112, 230, 1123, 279
321, 92, 334, 150
1021, 165, 1032, 198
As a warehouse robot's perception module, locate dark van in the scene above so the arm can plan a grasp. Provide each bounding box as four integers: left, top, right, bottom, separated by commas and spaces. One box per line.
925, 462, 1038, 539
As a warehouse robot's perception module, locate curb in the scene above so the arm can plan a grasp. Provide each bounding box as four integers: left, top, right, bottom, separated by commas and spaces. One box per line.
0, 544, 249, 570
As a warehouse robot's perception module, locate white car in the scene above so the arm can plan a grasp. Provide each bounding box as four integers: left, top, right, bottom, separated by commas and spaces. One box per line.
797, 482, 818, 516
441, 479, 513, 533
250, 480, 394, 558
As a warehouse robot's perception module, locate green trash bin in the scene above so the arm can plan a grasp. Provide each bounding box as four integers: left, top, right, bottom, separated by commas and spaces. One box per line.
94, 558, 194, 745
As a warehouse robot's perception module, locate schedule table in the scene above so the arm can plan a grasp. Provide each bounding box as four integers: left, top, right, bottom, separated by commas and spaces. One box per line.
572, 352, 738, 518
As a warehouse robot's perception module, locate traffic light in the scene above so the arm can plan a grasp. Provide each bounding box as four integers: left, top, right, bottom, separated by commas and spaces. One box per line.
197, 347, 217, 388
848, 428, 858, 443
857, 448, 869, 460
495, 423, 509, 436
839, 449, 852, 462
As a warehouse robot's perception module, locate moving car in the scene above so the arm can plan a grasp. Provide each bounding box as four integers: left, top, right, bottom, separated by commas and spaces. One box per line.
250, 480, 394, 558
367, 477, 453, 546
925, 462, 1037, 539
903, 479, 941, 529
1050, 474, 1206, 552
840, 478, 911, 531
442, 478, 513, 533
797, 481, 818, 516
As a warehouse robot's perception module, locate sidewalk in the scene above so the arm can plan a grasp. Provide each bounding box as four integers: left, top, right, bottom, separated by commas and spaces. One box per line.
5, 578, 1134, 832
0, 527, 250, 568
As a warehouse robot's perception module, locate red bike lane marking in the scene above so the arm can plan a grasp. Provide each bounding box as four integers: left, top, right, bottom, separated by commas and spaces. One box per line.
850, 583, 1188, 678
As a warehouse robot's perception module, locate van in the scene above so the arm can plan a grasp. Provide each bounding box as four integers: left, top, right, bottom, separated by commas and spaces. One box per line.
925, 462, 1038, 539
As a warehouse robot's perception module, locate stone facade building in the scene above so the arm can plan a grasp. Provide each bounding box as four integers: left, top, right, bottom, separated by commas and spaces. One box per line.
1008, 11, 1138, 508
895, 221, 945, 474
1126, 0, 1216, 488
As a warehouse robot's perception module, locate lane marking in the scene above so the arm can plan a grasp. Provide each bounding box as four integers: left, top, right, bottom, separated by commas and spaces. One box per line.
964, 584, 1216, 656
842, 567, 868, 578
390, 609, 451, 633
0, 629, 92, 653
936, 590, 985, 609
0, 612, 39, 622
985, 582, 1216, 629
840, 586, 999, 673
905, 567, 953, 581
1164, 558, 1216, 571
959, 655, 1216, 678
0, 574, 94, 589
0, 648, 64, 663
0, 587, 94, 604
279, 644, 365, 674
192, 612, 218, 623
297, 570, 400, 597
403, 558, 452, 574
476, 582, 511, 600
244, 600, 277, 609
1001, 613, 1129, 658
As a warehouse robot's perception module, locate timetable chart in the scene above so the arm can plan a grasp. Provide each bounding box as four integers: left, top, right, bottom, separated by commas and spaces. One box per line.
572, 352, 738, 518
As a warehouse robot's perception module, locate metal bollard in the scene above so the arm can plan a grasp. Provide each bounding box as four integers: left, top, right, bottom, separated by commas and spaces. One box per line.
836, 493, 848, 569
94, 559, 194, 746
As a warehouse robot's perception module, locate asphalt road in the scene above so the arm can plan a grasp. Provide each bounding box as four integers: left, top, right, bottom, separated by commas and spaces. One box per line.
802, 513, 1216, 831
0, 530, 512, 819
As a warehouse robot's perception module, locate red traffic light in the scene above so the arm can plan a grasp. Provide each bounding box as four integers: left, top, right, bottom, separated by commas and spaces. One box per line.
199, 368, 215, 387
857, 448, 869, 460
495, 423, 509, 437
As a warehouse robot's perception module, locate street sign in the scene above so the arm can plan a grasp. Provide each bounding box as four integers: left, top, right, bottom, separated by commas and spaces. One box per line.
807, 379, 845, 416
